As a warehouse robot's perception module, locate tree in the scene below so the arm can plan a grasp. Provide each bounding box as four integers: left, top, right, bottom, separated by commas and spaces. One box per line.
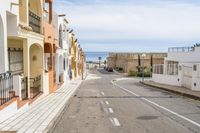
104, 60, 107, 67
150, 54, 153, 72
98, 57, 102, 67
137, 54, 141, 72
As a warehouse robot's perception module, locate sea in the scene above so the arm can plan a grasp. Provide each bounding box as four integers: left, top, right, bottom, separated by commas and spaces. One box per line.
85, 52, 109, 62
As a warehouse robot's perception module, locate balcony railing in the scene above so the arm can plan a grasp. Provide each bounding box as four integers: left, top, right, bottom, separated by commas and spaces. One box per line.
168, 47, 194, 53
29, 10, 41, 33
0, 72, 14, 106
30, 75, 41, 99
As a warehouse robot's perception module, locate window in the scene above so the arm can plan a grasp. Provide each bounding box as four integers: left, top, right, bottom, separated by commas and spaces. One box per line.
59, 24, 63, 48
8, 48, 23, 74
193, 65, 197, 71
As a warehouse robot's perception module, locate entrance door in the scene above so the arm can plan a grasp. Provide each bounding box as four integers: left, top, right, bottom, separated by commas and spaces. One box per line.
182, 65, 192, 89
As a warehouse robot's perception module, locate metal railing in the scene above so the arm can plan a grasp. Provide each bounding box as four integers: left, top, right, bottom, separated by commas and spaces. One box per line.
30, 75, 41, 99
0, 72, 14, 106
153, 64, 164, 74
21, 77, 28, 100
29, 10, 41, 33
153, 64, 178, 75
167, 64, 178, 75
168, 47, 194, 53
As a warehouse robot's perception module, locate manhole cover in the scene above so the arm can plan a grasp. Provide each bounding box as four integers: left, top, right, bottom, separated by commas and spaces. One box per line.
136, 116, 158, 120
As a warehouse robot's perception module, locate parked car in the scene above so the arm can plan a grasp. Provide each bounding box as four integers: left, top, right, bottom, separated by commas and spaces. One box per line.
107, 67, 113, 72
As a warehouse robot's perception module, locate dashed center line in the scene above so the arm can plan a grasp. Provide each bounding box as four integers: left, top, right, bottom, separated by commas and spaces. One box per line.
105, 101, 109, 105
101, 92, 105, 96
110, 118, 121, 126
108, 108, 114, 113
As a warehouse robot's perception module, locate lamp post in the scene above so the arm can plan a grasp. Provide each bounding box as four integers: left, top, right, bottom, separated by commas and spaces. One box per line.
141, 53, 146, 82
82, 54, 84, 80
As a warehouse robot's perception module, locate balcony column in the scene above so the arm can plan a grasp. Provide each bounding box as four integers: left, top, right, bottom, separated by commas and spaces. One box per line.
23, 40, 30, 98
0, 14, 9, 73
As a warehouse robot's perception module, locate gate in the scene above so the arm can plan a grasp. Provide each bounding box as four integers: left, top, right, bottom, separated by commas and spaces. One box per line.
182, 65, 192, 89
30, 75, 41, 98
0, 72, 14, 106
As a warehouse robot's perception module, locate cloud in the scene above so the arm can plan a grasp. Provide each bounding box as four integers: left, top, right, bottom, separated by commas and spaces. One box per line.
54, 0, 200, 52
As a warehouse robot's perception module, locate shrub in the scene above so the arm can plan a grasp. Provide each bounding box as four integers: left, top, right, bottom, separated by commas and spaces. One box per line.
128, 71, 138, 77
137, 71, 152, 77
118, 67, 123, 71
128, 71, 151, 77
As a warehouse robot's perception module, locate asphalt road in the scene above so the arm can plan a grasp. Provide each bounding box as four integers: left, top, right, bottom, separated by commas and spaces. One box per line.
53, 68, 200, 133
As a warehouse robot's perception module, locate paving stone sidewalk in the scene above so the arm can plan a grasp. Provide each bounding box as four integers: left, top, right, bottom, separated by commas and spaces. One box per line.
142, 80, 200, 100
0, 80, 82, 133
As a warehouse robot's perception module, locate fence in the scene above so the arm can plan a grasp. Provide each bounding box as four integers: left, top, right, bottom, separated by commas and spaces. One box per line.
30, 75, 41, 99
153, 64, 178, 75
21, 77, 28, 100
0, 72, 14, 106
167, 64, 178, 75
153, 64, 164, 74
168, 47, 194, 53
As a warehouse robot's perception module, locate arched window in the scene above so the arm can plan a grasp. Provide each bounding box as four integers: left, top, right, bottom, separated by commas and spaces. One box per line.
59, 24, 63, 48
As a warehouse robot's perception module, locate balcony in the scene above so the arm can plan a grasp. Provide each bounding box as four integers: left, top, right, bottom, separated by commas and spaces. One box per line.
29, 10, 41, 33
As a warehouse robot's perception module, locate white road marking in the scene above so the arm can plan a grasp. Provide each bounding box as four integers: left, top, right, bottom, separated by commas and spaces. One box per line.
108, 108, 114, 113
110, 118, 121, 126
112, 81, 200, 128
105, 101, 109, 105
101, 92, 105, 96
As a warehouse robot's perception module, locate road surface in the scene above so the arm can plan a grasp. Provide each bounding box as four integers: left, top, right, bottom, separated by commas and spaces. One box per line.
53, 68, 200, 133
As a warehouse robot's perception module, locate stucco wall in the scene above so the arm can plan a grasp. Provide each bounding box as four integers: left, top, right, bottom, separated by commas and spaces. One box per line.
152, 74, 181, 86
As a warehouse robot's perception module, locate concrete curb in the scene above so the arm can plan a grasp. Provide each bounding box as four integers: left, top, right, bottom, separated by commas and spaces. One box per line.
46, 81, 83, 133
141, 81, 200, 101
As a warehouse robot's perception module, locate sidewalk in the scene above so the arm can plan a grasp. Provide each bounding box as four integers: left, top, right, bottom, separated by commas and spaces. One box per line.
0, 80, 82, 133
142, 80, 200, 100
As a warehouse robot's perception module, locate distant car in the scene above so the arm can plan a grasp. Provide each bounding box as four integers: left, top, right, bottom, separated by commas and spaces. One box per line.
107, 67, 113, 72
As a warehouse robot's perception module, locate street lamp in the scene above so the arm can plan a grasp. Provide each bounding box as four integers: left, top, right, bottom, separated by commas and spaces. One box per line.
141, 53, 146, 82
82, 54, 84, 80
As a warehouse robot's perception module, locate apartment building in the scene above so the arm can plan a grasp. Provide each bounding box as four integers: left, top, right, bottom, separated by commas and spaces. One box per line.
153, 46, 200, 90
0, 0, 86, 122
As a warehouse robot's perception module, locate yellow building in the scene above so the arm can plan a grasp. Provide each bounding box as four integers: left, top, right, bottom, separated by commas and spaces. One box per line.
8, 0, 45, 100
71, 33, 77, 79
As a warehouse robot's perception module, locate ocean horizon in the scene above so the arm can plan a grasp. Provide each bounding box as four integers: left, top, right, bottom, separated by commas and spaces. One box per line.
85, 51, 109, 62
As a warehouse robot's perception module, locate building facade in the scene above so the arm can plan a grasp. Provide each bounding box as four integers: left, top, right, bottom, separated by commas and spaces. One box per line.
0, 0, 86, 122
153, 46, 200, 90
107, 52, 167, 73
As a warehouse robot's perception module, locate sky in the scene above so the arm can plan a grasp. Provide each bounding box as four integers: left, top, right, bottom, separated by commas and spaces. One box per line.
54, 0, 200, 52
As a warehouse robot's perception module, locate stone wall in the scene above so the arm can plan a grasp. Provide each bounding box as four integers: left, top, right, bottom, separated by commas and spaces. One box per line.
107, 52, 167, 73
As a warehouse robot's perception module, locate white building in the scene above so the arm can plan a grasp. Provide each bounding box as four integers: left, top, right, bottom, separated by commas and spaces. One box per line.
55, 14, 71, 84
153, 46, 200, 91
